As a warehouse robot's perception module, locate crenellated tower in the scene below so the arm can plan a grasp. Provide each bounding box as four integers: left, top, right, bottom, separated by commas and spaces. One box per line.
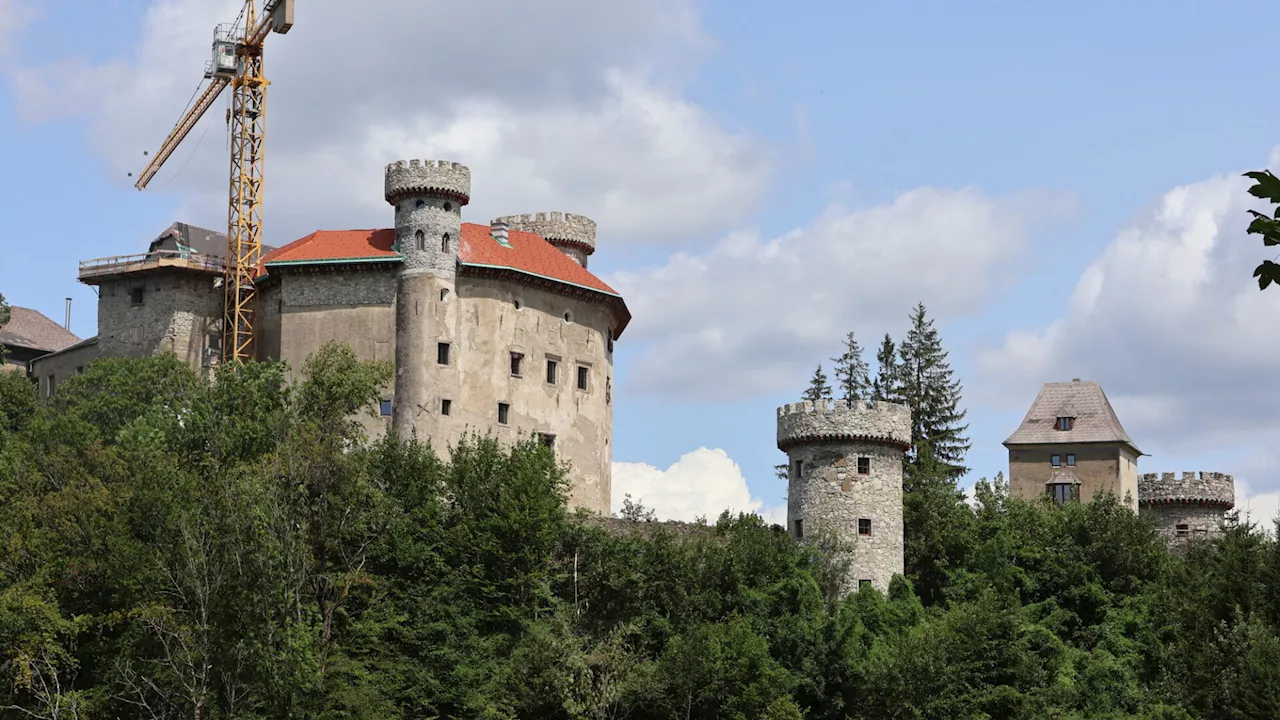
777, 398, 912, 594
1138, 471, 1236, 546
386, 159, 471, 440
492, 212, 597, 268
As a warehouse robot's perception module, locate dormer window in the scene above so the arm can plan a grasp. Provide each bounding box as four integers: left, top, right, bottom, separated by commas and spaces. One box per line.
1055, 416, 1074, 431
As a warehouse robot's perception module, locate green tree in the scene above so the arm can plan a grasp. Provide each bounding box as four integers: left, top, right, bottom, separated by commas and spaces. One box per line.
1243, 169, 1280, 290
871, 333, 901, 403
0, 291, 10, 364
830, 332, 870, 407
802, 364, 833, 403
897, 303, 970, 474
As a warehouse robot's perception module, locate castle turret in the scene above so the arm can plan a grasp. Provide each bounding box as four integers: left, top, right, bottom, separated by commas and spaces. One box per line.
1138, 471, 1235, 546
491, 212, 596, 268
777, 398, 912, 594
386, 159, 471, 440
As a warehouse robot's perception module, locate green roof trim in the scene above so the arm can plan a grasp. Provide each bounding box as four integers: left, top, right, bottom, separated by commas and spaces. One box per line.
460, 261, 623, 299
264, 256, 404, 268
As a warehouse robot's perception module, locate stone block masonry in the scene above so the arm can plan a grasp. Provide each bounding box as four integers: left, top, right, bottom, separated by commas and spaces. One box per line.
778, 399, 912, 595
1139, 471, 1235, 547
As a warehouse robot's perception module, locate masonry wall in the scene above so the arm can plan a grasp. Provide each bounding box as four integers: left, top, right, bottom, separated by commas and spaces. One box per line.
264, 266, 615, 515
1008, 443, 1133, 507
1142, 504, 1229, 546
29, 342, 100, 398
96, 270, 222, 371
785, 440, 904, 594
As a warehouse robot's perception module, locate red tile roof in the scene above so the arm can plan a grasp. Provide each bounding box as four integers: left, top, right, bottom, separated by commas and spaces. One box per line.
259, 223, 629, 334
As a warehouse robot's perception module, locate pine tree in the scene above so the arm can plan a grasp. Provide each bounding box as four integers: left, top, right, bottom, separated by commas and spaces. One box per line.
830, 332, 871, 407
871, 333, 901, 403
802, 364, 833, 402
896, 303, 970, 474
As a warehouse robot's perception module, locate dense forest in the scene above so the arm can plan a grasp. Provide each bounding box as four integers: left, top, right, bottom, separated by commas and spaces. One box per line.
2, 342, 1280, 720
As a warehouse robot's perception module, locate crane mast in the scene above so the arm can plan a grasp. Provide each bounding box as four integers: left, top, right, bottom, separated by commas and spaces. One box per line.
134, 0, 294, 365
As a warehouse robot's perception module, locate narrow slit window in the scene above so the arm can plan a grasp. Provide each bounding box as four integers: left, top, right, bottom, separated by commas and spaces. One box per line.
510, 352, 523, 376
546, 359, 558, 384
577, 365, 589, 390
442, 233, 450, 253
794, 519, 804, 539
437, 342, 450, 365
416, 230, 425, 251
441, 398, 452, 416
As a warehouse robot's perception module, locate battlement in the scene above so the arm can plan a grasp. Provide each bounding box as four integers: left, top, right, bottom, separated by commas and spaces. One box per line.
384, 159, 471, 205
777, 399, 912, 451
492, 212, 597, 253
1138, 471, 1235, 508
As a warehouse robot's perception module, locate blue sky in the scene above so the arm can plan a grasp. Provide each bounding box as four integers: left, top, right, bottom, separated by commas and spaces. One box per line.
3, 0, 1278, 523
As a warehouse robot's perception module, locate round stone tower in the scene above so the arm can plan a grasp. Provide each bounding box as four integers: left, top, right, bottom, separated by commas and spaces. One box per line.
777, 398, 912, 594
491, 212, 596, 268
1138, 471, 1235, 547
385, 159, 470, 440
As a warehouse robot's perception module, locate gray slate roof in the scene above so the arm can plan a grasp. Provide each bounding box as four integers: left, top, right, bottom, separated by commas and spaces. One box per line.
1003, 379, 1142, 454
147, 222, 277, 258
0, 306, 81, 353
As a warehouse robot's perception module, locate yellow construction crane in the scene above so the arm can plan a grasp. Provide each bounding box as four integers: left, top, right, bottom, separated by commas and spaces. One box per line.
134, 0, 294, 364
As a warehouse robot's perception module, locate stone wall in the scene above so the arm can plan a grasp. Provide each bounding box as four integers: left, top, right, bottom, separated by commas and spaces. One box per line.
1139, 471, 1235, 547
778, 399, 910, 595
96, 269, 222, 371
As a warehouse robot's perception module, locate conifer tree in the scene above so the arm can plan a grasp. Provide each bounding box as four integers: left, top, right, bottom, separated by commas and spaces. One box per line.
802, 364, 834, 402
896, 303, 970, 474
831, 331, 871, 407
871, 333, 901, 403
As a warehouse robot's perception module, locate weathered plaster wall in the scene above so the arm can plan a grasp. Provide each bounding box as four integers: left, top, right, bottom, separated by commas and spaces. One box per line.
1008, 443, 1132, 506
96, 270, 221, 371
29, 341, 100, 398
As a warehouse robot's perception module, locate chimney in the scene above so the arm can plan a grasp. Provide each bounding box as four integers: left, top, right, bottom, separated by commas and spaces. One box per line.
1072, 378, 1080, 382
64, 298, 72, 331
490, 220, 510, 246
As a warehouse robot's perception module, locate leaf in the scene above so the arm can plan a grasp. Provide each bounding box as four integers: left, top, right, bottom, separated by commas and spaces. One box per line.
1245, 213, 1280, 246
1244, 170, 1280, 203
1254, 260, 1280, 290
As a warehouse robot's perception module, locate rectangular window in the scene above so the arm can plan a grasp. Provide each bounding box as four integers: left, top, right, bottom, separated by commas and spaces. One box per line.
857, 457, 871, 475
379, 399, 392, 417
794, 519, 804, 539
858, 518, 872, 536
577, 365, 589, 391
546, 359, 558, 384
1065, 453, 1076, 467
1049, 483, 1074, 506
46, 375, 55, 398
1176, 524, 1189, 537
497, 402, 510, 424
510, 352, 523, 376
130, 287, 145, 305
858, 579, 872, 590
1051, 454, 1061, 467
441, 398, 452, 416
437, 342, 450, 365
1056, 416, 1074, 431
539, 433, 556, 450
794, 459, 804, 478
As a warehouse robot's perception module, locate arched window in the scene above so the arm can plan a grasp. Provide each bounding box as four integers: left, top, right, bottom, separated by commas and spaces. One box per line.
415, 199, 425, 209
442, 233, 450, 253
415, 230, 425, 251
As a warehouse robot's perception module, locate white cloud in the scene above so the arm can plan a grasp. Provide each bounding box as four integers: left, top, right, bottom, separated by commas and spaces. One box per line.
977, 148, 1280, 463
0, 0, 32, 55
8, 0, 768, 245
612, 448, 786, 525
609, 187, 1073, 400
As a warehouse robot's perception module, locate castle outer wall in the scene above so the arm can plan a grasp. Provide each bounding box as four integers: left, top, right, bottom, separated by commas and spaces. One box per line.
1139, 471, 1235, 546
778, 399, 911, 594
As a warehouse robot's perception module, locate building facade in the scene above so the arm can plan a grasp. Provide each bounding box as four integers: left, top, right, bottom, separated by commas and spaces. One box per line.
1, 306, 81, 388
32, 160, 629, 516
1139, 472, 1236, 546
777, 398, 911, 593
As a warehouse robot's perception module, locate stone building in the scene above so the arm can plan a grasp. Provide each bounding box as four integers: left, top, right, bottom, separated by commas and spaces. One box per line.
1, 306, 81, 381
1139, 472, 1236, 546
777, 398, 911, 593
1006, 379, 1236, 543
31, 160, 629, 516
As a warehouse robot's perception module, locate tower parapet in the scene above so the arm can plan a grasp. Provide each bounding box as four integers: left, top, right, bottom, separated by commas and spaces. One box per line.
777, 398, 911, 595
1138, 471, 1235, 547
385, 159, 471, 205
492, 212, 597, 267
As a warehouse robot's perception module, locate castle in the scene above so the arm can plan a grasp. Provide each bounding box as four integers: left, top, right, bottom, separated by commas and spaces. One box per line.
29, 159, 628, 515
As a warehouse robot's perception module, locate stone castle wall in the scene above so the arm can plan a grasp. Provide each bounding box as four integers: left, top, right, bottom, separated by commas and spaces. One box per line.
778, 399, 911, 595
1139, 471, 1235, 547
96, 270, 222, 370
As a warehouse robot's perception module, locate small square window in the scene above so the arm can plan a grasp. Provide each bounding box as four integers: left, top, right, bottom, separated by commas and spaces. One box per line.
857, 457, 870, 475
858, 579, 872, 590
379, 399, 392, 417
577, 365, 589, 391
858, 518, 872, 536
497, 402, 510, 425
441, 398, 452, 416
794, 519, 804, 539
510, 352, 523, 376
546, 359, 558, 384
1051, 454, 1061, 467
437, 342, 450, 365
75, 366, 84, 375
130, 287, 145, 305
1176, 524, 1189, 537
1065, 453, 1076, 467
539, 433, 555, 450
1056, 417, 1074, 431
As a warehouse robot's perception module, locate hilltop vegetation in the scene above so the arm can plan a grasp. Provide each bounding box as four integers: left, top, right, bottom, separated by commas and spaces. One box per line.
2, 345, 1280, 719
